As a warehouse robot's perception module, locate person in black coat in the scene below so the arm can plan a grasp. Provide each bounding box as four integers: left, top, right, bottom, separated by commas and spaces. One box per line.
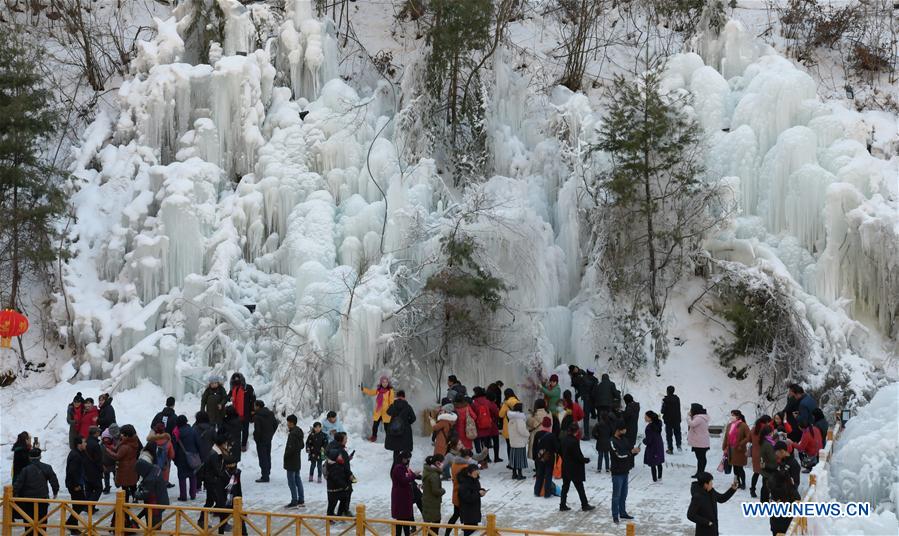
193, 411, 216, 462
151, 397, 178, 435
198, 434, 231, 529
135, 457, 170, 528
97, 393, 116, 432
65, 438, 100, 529
283, 415, 305, 507
13, 448, 59, 532
559, 423, 594, 512
579, 370, 598, 439
687, 472, 738, 536
533, 417, 559, 498
385, 390, 417, 461
325, 432, 354, 516
622, 394, 640, 445
591, 373, 618, 414
252, 400, 280, 482
768, 442, 801, 536
201, 377, 228, 426
219, 406, 243, 462
591, 411, 612, 472
173, 415, 202, 500
83, 429, 104, 499
11, 431, 31, 484
661, 385, 682, 453
457, 465, 486, 535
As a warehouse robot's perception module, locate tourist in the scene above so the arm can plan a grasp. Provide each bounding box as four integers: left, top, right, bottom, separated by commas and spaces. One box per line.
559, 423, 594, 512
540, 375, 562, 416
252, 400, 280, 483
14, 448, 59, 535
506, 402, 529, 480
150, 396, 177, 435
305, 421, 328, 483
722, 410, 751, 489
284, 414, 305, 507
688, 403, 711, 477
457, 465, 486, 536
686, 472, 738, 536
173, 415, 202, 501
592, 411, 612, 473
325, 432, 354, 516
431, 403, 458, 457
97, 393, 116, 433
661, 386, 682, 454
533, 417, 558, 498
362, 375, 395, 442
390, 451, 419, 536
642, 411, 665, 482
421, 455, 445, 527
622, 394, 640, 446
201, 376, 228, 426
610, 421, 639, 524
227, 373, 256, 452
386, 390, 417, 463
471, 387, 499, 461
322, 410, 346, 438
498, 388, 521, 463
67, 393, 84, 449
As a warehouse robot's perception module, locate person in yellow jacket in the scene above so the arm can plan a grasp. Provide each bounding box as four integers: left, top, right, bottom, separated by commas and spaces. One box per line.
498, 388, 520, 466
361, 376, 395, 442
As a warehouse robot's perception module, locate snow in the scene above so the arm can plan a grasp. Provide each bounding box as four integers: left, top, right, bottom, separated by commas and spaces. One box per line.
1, 380, 777, 534
808, 382, 899, 535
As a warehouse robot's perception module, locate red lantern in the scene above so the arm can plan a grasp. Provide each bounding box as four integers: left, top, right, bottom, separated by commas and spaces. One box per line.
0, 309, 29, 348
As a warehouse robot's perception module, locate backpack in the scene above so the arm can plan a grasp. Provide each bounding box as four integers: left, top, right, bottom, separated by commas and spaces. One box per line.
475, 403, 492, 430
155, 442, 168, 469
388, 415, 405, 436
464, 410, 477, 440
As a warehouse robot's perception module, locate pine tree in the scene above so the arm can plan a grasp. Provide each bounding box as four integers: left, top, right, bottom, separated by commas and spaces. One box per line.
426, 0, 493, 144
593, 70, 720, 371
0, 32, 64, 310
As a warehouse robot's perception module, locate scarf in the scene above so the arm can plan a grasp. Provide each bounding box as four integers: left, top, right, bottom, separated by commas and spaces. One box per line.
376, 386, 390, 410
728, 421, 740, 446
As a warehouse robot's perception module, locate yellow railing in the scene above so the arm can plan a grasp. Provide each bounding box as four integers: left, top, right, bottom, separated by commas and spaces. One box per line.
1, 485, 635, 536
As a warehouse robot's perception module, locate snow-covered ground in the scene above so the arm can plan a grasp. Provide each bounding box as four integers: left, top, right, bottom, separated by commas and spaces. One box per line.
1, 380, 778, 535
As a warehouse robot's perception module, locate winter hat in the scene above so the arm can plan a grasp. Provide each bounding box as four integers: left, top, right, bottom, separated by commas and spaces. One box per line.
549, 374, 558, 383
441, 403, 454, 413
107, 423, 121, 439
379, 375, 389, 384
208, 374, 224, 384
541, 417, 552, 431
153, 422, 165, 433
73, 392, 84, 403
28, 448, 42, 459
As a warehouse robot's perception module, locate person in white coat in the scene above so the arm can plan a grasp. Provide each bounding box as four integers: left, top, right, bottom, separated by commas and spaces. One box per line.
507, 403, 530, 480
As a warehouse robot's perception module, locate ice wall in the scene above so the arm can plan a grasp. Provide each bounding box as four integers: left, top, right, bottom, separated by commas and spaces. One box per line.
56, 6, 894, 418
688, 21, 898, 393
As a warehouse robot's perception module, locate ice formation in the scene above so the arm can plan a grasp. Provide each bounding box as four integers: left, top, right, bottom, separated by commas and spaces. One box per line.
56, 6, 896, 414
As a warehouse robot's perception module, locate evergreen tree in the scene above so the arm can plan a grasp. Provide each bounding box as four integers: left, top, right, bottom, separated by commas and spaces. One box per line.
593, 69, 720, 371
0, 32, 64, 310
426, 0, 493, 144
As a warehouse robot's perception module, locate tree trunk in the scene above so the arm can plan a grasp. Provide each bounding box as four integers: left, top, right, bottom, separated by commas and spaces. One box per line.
8, 184, 20, 309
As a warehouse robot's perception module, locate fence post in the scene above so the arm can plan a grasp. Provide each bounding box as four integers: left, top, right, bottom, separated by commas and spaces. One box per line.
626, 522, 635, 536
232, 496, 243, 536
3, 485, 12, 535
355, 504, 366, 536
114, 490, 125, 536
486, 513, 497, 536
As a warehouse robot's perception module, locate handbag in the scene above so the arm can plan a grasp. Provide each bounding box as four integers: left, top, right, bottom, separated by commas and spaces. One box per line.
717, 452, 731, 474
552, 456, 562, 479
176, 435, 203, 472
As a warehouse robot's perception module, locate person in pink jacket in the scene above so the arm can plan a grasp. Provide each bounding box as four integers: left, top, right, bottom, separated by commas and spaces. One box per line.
687, 403, 710, 478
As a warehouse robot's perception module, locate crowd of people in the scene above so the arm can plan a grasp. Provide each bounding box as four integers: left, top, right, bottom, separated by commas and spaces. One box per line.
8, 367, 828, 536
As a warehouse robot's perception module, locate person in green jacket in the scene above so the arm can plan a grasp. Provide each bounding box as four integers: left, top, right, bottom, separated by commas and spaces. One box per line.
421, 454, 446, 526
541, 375, 562, 415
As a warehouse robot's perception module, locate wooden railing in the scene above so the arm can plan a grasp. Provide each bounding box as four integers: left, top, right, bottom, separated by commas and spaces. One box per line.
1, 485, 635, 536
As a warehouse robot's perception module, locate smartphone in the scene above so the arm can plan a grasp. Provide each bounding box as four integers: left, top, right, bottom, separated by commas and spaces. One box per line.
350, 450, 356, 457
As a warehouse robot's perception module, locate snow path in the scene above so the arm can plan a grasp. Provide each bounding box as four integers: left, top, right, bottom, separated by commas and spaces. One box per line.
1, 381, 776, 535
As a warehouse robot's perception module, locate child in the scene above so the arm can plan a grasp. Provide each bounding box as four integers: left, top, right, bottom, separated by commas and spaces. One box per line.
321, 411, 346, 438
305, 422, 328, 483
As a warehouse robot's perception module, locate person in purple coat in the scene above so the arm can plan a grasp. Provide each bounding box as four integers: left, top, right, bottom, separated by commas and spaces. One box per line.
642, 411, 665, 482
391, 451, 420, 536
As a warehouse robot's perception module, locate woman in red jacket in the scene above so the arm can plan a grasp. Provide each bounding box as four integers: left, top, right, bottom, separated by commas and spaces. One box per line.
793, 419, 822, 472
